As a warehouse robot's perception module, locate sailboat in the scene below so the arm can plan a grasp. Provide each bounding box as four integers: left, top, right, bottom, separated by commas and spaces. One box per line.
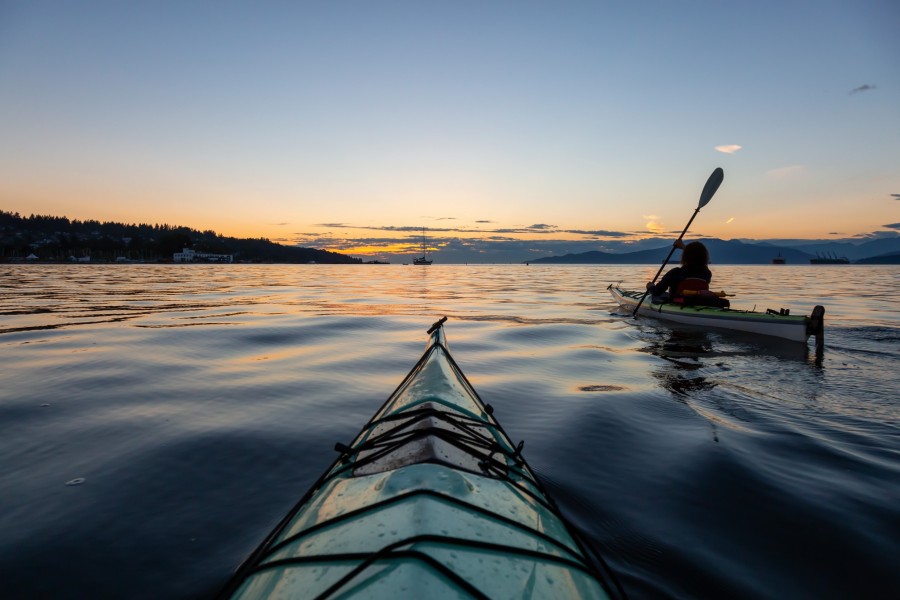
412, 227, 432, 265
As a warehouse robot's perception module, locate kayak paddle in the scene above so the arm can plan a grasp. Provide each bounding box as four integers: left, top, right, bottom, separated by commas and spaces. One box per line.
632, 167, 724, 317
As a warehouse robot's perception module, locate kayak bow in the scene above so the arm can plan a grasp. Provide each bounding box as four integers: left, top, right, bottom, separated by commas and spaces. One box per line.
220, 317, 621, 599
610, 285, 825, 345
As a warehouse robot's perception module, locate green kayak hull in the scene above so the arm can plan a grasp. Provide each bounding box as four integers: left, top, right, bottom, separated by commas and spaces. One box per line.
221, 319, 619, 599
609, 286, 824, 344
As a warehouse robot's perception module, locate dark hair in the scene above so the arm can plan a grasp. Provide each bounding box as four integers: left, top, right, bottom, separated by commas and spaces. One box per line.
680, 241, 709, 267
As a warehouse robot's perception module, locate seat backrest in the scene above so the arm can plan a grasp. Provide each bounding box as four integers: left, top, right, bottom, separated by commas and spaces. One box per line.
675, 277, 709, 296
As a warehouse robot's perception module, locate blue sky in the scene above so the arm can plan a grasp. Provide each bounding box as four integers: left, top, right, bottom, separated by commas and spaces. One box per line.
1, 1, 897, 261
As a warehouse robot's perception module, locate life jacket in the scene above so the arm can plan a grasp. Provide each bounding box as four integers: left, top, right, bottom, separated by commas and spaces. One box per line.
673, 277, 731, 308
674, 277, 709, 296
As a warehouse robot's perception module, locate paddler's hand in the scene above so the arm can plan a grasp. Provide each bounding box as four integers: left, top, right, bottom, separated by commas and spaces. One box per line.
673, 239, 685, 250
646, 282, 654, 291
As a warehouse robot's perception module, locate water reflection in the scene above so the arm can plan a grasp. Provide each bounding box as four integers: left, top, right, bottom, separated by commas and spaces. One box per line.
1, 264, 897, 599
640, 329, 718, 398
638, 323, 822, 370
638, 327, 832, 440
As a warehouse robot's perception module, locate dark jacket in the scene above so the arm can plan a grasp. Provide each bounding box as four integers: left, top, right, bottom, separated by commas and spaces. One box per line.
649, 265, 712, 298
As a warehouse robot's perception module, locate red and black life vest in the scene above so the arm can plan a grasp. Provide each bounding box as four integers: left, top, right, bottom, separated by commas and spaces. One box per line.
673, 277, 730, 308
675, 277, 710, 296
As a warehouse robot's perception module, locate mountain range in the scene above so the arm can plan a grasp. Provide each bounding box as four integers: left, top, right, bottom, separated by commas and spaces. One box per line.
529, 237, 900, 265
5, 210, 898, 265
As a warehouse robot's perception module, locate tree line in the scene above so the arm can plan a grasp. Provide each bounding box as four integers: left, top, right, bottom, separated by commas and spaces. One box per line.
0, 211, 360, 264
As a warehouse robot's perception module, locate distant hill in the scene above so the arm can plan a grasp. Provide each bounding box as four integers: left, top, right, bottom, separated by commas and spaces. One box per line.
0, 211, 361, 264
529, 238, 900, 265
528, 248, 661, 264
855, 251, 900, 265
753, 237, 900, 261
530, 239, 811, 265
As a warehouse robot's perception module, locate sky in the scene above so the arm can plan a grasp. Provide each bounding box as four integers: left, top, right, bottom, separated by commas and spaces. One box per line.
1, 1, 898, 262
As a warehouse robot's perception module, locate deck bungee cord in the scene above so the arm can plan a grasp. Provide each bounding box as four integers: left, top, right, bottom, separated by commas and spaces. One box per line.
220, 317, 626, 600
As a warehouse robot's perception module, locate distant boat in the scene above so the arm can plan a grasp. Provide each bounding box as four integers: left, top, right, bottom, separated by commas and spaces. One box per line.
413, 228, 432, 265
810, 252, 849, 264
772, 253, 786, 265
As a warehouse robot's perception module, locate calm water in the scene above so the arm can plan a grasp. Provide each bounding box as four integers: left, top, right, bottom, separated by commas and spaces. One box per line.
1, 264, 898, 599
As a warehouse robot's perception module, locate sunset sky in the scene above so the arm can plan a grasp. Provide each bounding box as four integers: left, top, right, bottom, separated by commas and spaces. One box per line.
1, 1, 897, 260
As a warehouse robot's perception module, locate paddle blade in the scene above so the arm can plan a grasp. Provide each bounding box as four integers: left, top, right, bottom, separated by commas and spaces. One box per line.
698, 167, 724, 208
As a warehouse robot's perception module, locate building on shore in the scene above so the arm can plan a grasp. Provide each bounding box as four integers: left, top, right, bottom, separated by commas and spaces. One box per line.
173, 247, 233, 263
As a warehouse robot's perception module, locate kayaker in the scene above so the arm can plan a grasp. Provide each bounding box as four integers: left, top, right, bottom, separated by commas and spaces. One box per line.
646, 240, 713, 302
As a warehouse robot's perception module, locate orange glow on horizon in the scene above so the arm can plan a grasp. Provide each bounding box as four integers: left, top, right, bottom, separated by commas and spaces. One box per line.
326, 243, 424, 256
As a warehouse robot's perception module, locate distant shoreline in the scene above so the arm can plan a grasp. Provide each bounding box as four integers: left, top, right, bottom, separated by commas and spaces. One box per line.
5, 260, 899, 266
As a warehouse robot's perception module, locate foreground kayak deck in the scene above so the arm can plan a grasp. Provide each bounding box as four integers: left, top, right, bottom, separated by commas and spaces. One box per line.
220, 318, 621, 599
609, 286, 824, 344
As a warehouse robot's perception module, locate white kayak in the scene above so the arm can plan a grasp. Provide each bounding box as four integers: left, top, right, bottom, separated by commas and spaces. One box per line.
609, 286, 825, 344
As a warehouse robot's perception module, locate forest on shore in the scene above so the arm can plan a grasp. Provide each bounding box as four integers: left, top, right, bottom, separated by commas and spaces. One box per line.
0, 211, 360, 264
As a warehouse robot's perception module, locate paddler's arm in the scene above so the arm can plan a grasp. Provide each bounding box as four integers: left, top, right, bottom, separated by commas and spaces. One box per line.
647, 268, 679, 296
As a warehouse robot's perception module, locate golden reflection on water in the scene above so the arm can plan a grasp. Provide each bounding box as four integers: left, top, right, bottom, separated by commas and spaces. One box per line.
1, 264, 898, 600
2, 264, 898, 364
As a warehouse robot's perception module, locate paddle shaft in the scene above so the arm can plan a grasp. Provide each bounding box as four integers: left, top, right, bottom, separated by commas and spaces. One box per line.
630, 167, 723, 317
648, 207, 700, 286
631, 213, 697, 315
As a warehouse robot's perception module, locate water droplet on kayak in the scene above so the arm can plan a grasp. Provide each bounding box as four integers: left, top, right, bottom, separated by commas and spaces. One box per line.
66, 478, 85, 486
41, 403, 50, 407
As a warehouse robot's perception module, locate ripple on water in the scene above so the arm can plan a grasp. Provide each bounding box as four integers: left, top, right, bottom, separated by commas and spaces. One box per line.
0, 264, 897, 599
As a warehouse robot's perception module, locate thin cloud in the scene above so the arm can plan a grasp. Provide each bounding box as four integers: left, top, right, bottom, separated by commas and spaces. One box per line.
645, 220, 666, 234
476, 220, 494, 223
271, 222, 290, 226
715, 145, 742, 154
766, 165, 806, 180
492, 227, 556, 234
317, 223, 457, 233
292, 230, 650, 257
853, 230, 900, 240
891, 194, 900, 200
884, 223, 900, 230
849, 84, 876, 95
320, 222, 635, 238
726, 217, 735, 224
563, 229, 632, 238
